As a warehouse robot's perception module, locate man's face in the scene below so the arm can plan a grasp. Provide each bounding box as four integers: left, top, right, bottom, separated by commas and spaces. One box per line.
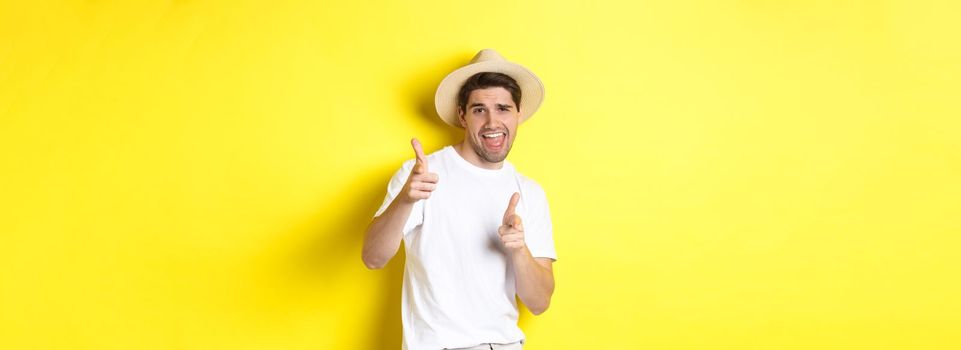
458, 87, 520, 164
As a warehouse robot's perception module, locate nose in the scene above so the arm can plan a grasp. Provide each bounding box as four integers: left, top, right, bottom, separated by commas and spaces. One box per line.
484, 113, 496, 125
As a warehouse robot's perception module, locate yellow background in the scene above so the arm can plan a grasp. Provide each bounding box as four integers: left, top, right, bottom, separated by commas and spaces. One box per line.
2, 1, 959, 349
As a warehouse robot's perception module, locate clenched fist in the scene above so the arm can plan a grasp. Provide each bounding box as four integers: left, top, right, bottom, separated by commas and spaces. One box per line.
401, 138, 440, 204
498, 192, 526, 252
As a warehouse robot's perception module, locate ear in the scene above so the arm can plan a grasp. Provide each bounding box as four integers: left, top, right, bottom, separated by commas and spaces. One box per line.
458, 108, 467, 128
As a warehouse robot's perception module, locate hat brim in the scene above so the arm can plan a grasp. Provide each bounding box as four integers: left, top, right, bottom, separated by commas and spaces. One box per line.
434, 60, 544, 128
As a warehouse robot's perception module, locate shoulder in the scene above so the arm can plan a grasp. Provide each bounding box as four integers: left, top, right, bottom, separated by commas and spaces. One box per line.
515, 172, 549, 200
513, 171, 553, 222
394, 146, 449, 175
425, 146, 448, 164
392, 158, 415, 178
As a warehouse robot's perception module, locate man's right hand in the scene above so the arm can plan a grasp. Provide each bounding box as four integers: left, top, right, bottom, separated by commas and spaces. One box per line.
401, 138, 439, 203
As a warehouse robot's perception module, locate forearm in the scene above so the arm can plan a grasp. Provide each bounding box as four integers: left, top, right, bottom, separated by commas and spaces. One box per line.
362, 198, 413, 269
511, 247, 554, 315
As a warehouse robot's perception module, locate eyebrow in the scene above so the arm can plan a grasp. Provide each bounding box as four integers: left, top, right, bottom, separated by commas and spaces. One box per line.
468, 103, 515, 109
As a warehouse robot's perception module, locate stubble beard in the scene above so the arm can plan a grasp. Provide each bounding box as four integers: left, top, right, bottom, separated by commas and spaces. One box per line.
469, 133, 512, 164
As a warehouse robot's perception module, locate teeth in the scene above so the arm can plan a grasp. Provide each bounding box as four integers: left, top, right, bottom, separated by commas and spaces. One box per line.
482, 132, 504, 138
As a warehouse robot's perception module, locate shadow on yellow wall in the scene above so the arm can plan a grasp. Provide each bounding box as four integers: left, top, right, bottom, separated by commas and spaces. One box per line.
263, 57, 470, 347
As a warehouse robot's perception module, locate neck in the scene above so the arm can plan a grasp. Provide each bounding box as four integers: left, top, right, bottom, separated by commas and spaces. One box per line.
454, 140, 504, 170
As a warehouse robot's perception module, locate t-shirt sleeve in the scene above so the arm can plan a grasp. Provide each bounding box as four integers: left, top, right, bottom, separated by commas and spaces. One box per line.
520, 179, 557, 261
373, 159, 424, 237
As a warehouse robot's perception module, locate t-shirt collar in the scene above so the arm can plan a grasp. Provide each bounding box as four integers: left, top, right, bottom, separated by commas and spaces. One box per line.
444, 145, 515, 176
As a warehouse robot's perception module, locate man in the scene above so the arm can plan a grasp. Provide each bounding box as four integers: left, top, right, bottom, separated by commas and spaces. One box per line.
362, 49, 557, 350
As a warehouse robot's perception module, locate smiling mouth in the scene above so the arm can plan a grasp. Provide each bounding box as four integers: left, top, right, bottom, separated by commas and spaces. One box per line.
480, 131, 507, 150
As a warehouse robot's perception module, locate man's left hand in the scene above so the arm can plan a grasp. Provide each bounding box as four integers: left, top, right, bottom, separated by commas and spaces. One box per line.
499, 192, 527, 253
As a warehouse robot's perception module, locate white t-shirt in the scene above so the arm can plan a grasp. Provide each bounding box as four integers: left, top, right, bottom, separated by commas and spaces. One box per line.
374, 145, 557, 350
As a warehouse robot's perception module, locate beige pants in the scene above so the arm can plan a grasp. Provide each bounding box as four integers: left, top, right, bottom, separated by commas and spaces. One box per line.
446, 340, 523, 350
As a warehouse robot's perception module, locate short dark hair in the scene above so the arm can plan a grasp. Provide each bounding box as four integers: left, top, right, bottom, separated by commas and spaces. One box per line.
456, 72, 522, 114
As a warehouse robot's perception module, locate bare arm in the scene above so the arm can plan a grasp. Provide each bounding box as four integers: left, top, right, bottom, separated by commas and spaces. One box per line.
362, 138, 438, 269
511, 249, 555, 315
362, 194, 414, 269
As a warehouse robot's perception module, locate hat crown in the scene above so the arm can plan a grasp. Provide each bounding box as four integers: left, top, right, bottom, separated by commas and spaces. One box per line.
469, 48, 506, 64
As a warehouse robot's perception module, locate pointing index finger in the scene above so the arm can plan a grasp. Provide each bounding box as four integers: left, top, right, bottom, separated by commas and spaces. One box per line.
411, 138, 428, 173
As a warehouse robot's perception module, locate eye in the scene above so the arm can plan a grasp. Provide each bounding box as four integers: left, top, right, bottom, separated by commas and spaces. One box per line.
473, 107, 485, 114
498, 107, 510, 112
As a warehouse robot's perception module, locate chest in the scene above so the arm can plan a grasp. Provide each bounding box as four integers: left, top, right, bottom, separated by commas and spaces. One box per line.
410, 166, 524, 253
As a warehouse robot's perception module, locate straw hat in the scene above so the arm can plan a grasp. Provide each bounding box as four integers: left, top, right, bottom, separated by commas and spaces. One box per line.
434, 49, 545, 128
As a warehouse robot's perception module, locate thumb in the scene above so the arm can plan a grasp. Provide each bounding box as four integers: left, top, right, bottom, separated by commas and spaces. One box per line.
513, 214, 523, 231
503, 192, 520, 225
411, 138, 428, 174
